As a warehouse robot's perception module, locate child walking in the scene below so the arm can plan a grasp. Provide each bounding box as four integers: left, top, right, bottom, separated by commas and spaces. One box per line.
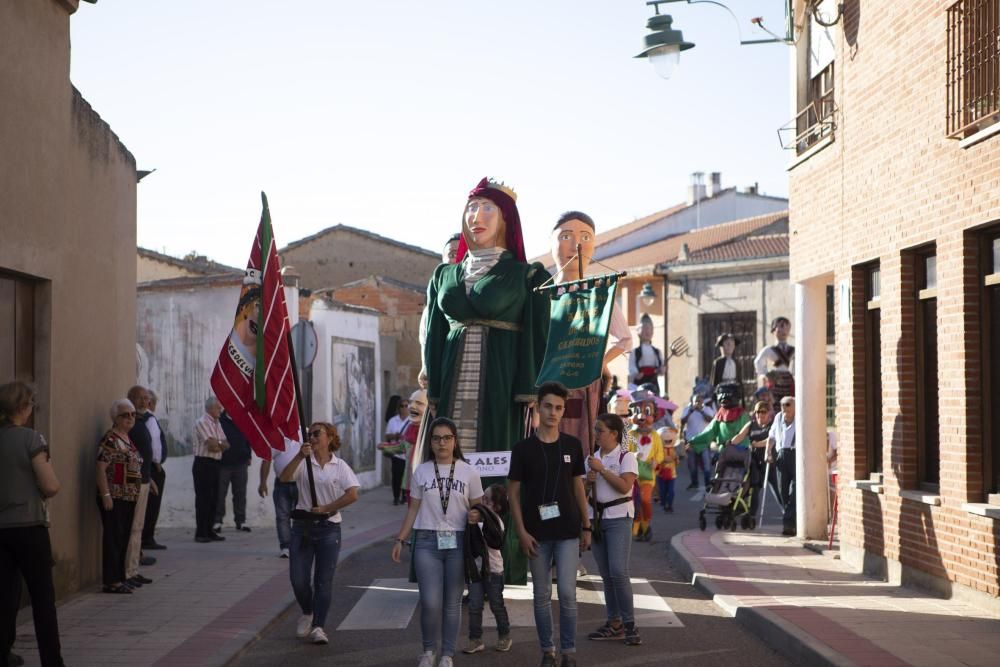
656, 427, 679, 512
463, 484, 512, 654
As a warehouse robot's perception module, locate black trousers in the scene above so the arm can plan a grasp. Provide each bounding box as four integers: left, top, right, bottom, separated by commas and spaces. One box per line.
193, 457, 221, 539
142, 463, 166, 545
776, 448, 796, 529
390, 456, 406, 501
0, 525, 64, 667
99, 499, 135, 586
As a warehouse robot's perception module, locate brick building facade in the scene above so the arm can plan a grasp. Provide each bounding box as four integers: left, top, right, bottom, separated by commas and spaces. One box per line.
788, 0, 1000, 605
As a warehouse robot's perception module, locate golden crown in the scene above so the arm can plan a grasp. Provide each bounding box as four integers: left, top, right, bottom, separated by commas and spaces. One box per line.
486, 178, 517, 202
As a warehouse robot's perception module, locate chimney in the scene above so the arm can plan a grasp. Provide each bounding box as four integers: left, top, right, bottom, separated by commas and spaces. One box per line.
742, 182, 759, 195
686, 171, 706, 206
707, 172, 722, 197
678, 243, 690, 261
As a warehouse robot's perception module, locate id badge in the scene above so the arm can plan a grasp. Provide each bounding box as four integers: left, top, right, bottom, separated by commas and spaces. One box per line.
539, 502, 561, 521
437, 525, 457, 550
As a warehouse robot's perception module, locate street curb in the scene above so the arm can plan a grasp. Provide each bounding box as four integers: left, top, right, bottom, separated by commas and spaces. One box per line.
668, 530, 855, 667
219, 520, 398, 667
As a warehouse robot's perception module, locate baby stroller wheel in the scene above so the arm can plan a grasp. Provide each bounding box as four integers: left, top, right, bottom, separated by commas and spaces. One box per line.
699, 515, 707, 531
721, 515, 731, 530
715, 515, 723, 529
730, 517, 737, 531
740, 515, 752, 530
749, 517, 757, 530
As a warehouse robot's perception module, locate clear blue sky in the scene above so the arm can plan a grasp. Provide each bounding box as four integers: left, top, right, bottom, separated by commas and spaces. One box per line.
70, 0, 792, 267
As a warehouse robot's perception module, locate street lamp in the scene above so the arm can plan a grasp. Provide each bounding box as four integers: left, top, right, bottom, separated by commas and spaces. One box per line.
640, 282, 657, 307
635, 2, 694, 80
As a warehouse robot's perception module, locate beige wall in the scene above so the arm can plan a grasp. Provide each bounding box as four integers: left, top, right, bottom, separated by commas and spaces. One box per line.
1, 0, 137, 597
281, 230, 440, 292
789, 0, 1000, 599
137, 255, 201, 283
664, 269, 793, 402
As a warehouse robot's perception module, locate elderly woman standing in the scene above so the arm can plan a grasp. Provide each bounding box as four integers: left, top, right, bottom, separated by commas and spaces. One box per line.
96, 398, 143, 595
0, 382, 64, 666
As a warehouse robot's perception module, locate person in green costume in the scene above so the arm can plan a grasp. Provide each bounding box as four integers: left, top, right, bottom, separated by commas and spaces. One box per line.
422, 177, 551, 584
684, 383, 751, 475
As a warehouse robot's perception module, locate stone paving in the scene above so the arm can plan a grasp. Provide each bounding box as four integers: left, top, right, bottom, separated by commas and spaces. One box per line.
11, 486, 403, 667
672, 528, 1000, 667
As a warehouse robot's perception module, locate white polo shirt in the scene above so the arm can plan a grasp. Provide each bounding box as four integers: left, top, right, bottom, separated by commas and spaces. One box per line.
586, 448, 638, 520
292, 452, 360, 523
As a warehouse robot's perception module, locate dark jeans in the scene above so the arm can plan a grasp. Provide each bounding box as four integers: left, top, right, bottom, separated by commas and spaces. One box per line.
0, 526, 63, 667
214, 463, 249, 525
192, 457, 221, 539
390, 456, 406, 502
99, 499, 135, 585
776, 448, 796, 530
656, 477, 675, 509
273, 480, 299, 551
468, 572, 510, 639
142, 463, 166, 545
289, 521, 342, 629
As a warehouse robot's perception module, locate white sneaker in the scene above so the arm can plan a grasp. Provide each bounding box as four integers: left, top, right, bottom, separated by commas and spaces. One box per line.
438, 657, 454, 667
296, 614, 313, 638
280, 548, 289, 559
308, 626, 328, 644
417, 650, 435, 667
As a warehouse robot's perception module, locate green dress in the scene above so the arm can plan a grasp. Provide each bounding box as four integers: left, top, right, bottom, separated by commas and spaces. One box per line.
687, 412, 751, 453
424, 251, 551, 584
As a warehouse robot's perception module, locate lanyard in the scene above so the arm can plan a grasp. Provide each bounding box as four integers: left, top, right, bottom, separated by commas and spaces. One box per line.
541, 441, 563, 505
433, 460, 456, 515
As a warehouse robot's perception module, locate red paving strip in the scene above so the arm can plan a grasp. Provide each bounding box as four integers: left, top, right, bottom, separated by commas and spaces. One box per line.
152, 519, 399, 667
681, 531, 909, 667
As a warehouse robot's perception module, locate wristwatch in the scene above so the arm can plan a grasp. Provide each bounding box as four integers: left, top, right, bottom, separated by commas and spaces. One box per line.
581, 526, 592, 532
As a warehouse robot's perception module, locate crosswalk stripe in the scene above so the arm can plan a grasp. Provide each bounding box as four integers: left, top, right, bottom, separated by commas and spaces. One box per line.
337, 575, 683, 631
337, 578, 419, 630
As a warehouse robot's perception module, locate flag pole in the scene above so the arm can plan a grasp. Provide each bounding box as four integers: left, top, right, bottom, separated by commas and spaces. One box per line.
287, 324, 319, 510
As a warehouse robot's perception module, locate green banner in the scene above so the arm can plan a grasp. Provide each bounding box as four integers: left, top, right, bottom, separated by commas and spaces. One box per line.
536, 276, 619, 390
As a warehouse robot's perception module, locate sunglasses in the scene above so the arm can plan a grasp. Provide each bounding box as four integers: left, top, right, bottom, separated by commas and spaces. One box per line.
755, 409, 769, 414
780, 403, 793, 409
118, 411, 136, 419
308, 430, 323, 439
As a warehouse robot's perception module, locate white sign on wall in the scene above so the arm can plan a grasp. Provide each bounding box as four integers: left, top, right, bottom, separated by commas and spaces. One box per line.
467, 451, 512, 478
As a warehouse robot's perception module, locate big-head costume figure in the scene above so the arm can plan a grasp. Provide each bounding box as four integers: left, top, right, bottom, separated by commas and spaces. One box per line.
686, 382, 751, 456
754, 316, 795, 405
377, 389, 427, 504
549, 210, 632, 463
423, 178, 551, 464
628, 389, 665, 542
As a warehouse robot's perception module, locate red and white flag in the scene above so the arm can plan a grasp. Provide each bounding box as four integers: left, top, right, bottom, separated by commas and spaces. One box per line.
210, 193, 300, 459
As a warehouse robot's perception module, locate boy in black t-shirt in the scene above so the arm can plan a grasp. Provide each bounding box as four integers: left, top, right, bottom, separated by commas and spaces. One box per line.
508, 382, 592, 667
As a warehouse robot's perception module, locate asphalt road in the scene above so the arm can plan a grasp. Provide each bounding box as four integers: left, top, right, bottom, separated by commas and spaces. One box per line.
232, 483, 789, 666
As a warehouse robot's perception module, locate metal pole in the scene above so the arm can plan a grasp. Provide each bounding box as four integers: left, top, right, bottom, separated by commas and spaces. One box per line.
576, 243, 584, 281
286, 330, 318, 508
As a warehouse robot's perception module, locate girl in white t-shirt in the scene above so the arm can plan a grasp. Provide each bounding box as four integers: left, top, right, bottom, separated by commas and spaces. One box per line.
391, 417, 483, 667
585, 413, 642, 646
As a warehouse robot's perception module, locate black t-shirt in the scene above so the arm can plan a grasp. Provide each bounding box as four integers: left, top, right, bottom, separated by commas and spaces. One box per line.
508, 433, 586, 542
128, 420, 153, 483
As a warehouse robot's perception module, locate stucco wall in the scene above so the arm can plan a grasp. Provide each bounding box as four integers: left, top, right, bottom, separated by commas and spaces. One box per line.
0, 0, 137, 596
137, 255, 200, 283
664, 269, 793, 402
281, 229, 439, 292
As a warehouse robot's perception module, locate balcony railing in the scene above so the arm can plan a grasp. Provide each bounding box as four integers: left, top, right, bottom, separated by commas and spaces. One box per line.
947, 0, 1000, 139
779, 62, 836, 154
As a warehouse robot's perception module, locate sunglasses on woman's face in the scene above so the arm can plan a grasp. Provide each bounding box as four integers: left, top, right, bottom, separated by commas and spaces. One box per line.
118, 412, 136, 419
309, 430, 323, 439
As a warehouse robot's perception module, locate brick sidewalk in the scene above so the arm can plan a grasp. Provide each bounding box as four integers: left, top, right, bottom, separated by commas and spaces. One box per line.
671, 528, 1000, 667
12, 486, 404, 667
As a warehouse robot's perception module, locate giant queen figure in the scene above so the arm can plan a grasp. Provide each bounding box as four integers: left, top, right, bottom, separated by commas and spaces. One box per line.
423, 177, 552, 461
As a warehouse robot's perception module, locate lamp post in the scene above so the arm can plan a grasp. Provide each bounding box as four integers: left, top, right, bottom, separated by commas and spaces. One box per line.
640, 282, 657, 308
634, 1, 695, 79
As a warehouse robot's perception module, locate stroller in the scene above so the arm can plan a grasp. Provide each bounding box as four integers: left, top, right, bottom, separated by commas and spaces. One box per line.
698, 443, 755, 531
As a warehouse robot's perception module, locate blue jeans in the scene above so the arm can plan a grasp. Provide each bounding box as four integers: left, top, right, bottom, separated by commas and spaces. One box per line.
527, 538, 579, 653
591, 517, 634, 625
468, 573, 510, 640
413, 530, 465, 658
656, 477, 675, 509
273, 480, 298, 550
289, 520, 342, 629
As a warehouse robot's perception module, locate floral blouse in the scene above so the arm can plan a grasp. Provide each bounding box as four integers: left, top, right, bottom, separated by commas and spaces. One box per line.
97, 430, 142, 502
